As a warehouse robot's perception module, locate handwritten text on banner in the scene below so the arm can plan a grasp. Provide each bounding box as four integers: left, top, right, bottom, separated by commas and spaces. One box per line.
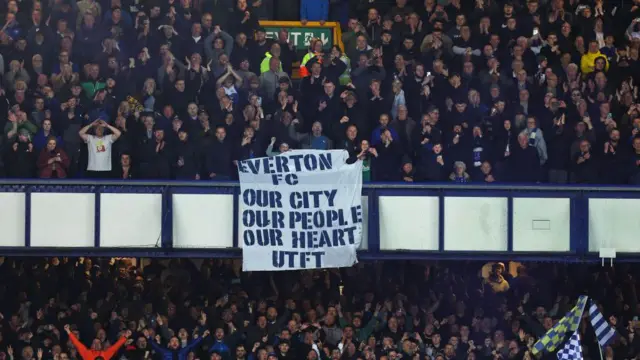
238, 150, 363, 271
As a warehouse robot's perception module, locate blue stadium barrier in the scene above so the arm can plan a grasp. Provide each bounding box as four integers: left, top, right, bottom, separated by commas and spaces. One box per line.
0, 180, 638, 262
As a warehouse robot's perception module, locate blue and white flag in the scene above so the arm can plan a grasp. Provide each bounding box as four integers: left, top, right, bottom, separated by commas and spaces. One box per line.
588, 300, 617, 347
557, 331, 583, 360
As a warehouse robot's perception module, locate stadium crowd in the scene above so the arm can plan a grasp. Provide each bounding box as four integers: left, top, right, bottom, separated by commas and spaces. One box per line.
2, 0, 640, 183
0, 258, 636, 360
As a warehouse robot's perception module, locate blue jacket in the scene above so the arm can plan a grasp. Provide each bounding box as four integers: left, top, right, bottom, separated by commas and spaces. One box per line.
371, 126, 399, 147
209, 340, 230, 354
300, 0, 329, 21
149, 337, 204, 360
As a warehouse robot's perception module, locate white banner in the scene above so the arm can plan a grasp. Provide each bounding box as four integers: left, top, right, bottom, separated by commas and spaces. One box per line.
238, 150, 364, 271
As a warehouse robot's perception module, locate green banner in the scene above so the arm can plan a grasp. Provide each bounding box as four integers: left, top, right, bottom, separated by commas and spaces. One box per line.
263, 27, 333, 51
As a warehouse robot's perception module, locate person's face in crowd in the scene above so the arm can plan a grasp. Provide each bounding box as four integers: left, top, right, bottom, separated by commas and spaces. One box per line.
379, 114, 390, 128
256, 349, 267, 360
489, 85, 501, 100
34, 96, 46, 111
358, 54, 369, 68
46, 138, 57, 152
106, 78, 117, 89
367, 8, 378, 23
460, 26, 471, 41
503, 3, 513, 16
287, 320, 298, 333
547, 73, 558, 88
516, 69, 528, 83
173, 79, 187, 93
104, 54, 118, 70
235, 346, 246, 359
481, 45, 494, 60
93, 122, 105, 137
512, 60, 524, 73
43, 119, 53, 132
195, 13, 210, 30
154, 129, 164, 142
588, 40, 600, 54
214, 37, 224, 50
89, 64, 100, 79
472, 126, 482, 137
633, 137, 640, 152
323, 81, 335, 96
610, 129, 621, 143
388, 317, 397, 331
268, 57, 279, 72
213, 327, 224, 340
90, 339, 102, 351
253, 30, 266, 44
278, 342, 290, 354
215, 127, 226, 142
360, 139, 370, 152
394, 54, 405, 69
112, 8, 121, 23
347, 125, 357, 141
520, 90, 530, 103
544, 93, 555, 108
221, 95, 232, 109
517, 134, 528, 148
163, 25, 174, 38
506, 18, 516, 30
574, 36, 585, 51
58, 51, 70, 66
115, 115, 126, 129
191, 23, 201, 37
168, 337, 179, 350
605, 35, 614, 47
309, 121, 323, 137
210, 353, 222, 360
163, 105, 174, 118
21, 346, 33, 360
397, 106, 409, 119
267, 306, 278, 321
356, 35, 367, 50
257, 315, 267, 328
172, 118, 183, 132
450, 336, 459, 348
403, 38, 414, 50
56, 17, 68, 33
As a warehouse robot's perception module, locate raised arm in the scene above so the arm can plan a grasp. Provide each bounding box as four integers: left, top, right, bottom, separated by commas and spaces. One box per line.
220, 30, 234, 56
64, 325, 90, 360
103, 331, 130, 360
104, 122, 122, 141
79, 121, 97, 142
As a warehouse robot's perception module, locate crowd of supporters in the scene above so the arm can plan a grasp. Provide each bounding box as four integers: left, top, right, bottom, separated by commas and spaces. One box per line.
0, 258, 637, 360
2, 0, 640, 183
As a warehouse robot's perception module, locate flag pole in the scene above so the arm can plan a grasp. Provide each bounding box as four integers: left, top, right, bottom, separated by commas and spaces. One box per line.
598, 344, 605, 360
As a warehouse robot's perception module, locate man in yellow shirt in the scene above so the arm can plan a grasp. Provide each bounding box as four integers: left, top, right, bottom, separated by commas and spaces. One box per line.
581, 39, 609, 75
